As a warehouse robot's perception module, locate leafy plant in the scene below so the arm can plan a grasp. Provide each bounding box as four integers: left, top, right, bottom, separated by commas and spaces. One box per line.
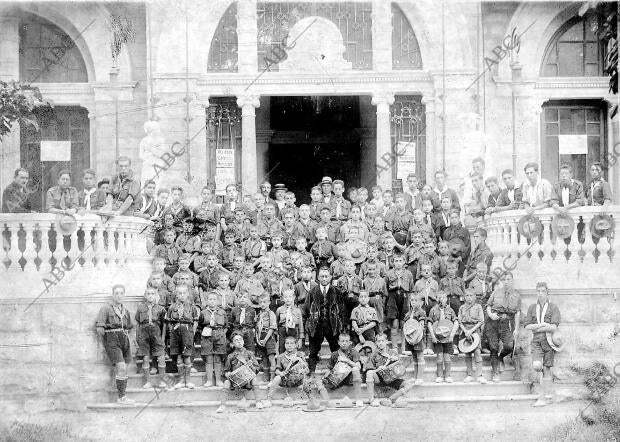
107, 14, 135, 65
569, 361, 617, 403
0, 81, 51, 138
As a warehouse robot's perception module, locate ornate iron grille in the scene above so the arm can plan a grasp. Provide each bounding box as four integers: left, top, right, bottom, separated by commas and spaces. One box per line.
392, 4, 423, 69
390, 96, 425, 180
207, 3, 239, 72
257, 2, 372, 71
206, 98, 241, 199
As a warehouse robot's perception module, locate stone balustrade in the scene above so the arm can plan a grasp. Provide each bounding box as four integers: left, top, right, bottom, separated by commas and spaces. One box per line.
478, 206, 619, 290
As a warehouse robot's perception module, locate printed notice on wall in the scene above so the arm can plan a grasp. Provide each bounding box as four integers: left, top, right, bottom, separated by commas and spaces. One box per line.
215, 168, 235, 195
396, 140, 416, 179
558, 135, 587, 155
216, 149, 235, 168
40, 141, 71, 161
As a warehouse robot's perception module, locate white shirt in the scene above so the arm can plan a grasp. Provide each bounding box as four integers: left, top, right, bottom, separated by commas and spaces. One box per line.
82, 187, 96, 210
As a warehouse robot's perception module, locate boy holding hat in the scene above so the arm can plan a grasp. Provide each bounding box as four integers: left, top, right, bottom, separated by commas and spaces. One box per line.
458, 289, 486, 383
427, 291, 459, 383
402, 294, 426, 383
366, 333, 411, 407
523, 282, 561, 407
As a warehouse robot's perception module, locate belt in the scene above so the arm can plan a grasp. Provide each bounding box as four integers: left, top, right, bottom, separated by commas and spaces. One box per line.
170, 320, 192, 325
105, 328, 128, 334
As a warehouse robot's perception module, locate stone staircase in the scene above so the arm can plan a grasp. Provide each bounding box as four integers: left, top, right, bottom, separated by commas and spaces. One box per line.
87, 342, 538, 410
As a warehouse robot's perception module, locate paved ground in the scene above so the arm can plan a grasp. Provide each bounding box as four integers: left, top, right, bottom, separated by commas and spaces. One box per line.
1, 400, 585, 441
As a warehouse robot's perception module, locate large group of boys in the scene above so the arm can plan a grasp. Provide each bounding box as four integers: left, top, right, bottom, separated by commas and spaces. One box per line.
97, 161, 592, 410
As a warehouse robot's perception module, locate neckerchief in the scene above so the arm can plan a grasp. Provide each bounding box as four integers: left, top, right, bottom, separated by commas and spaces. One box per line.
285, 305, 295, 328
536, 301, 548, 325
207, 307, 217, 326
112, 304, 125, 329
239, 307, 246, 324
83, 187, 96, 210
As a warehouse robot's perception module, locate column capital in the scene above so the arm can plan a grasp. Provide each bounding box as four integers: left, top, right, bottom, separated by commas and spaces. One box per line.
236, 94, 261, 110
371, 93, 395, 107
195, 93, 210, 108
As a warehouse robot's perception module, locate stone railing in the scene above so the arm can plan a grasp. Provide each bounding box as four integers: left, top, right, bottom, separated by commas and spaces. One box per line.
0, 213, 153, 300
479, 206, 619, 289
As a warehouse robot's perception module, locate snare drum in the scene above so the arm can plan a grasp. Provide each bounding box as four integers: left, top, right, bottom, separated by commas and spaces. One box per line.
324, 362, 352, 389
283, 359, 310, 387
376, 360, 406, 384
228, 364, 256, 389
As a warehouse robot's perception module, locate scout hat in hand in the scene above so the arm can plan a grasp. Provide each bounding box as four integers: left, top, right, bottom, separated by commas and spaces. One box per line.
55, 213, 78, 236
458, 332, 481, 353
355, 341, 377, 355
433, 319, 453, 340
403, 318, 423, 345
518, 214, 543, 239
551, 212, 575, 239
545, 330, 564, 352
591, 214, 614, 238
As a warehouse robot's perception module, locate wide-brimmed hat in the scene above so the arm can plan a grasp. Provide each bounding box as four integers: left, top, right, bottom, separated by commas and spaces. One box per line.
355, 341, 377, 355
545, 330, 564, 352
591, 214, 614, 238
403, 318, 423, 345
273, 183, 287, 192
518, 215, 543, 239
433, 319, 453, 340
321, 176, 333, 185
458, 332, 481, 353
302, 397, 325, 413
55, 214, 78, 236
551, 213, 575, 239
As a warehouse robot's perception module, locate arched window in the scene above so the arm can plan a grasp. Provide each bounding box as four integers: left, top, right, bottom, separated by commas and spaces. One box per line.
19, 14, 88, 83
541, 15, 605, 77
391, 4, 422, 69
207, 3, 238, 72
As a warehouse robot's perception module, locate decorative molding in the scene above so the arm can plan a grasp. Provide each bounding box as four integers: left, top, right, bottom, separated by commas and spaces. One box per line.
236, 94, 260, 110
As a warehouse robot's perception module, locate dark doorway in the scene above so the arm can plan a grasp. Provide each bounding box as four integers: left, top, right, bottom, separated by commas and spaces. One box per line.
268, 96, 362, 204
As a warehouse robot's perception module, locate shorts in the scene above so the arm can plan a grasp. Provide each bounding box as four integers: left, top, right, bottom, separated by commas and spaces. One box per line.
137, 324, 165, 357
405, 336, 425, 353
375, 374, 405, 391
385, 290, 408, 321
433, 341, 454, 355
531, 333, 555, 367
200, 329, 227, 356
103, 330, 131, 365
228, 379, 255, 391
255, 334, 277, 358
351, 327, 376, 345
368, 295, 385, 324
169, 323, 194, 357
448, 296, 462, 319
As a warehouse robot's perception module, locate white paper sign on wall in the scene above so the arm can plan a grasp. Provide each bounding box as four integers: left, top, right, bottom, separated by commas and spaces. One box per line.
216, 149, 235, 168
41, 141, 71, 161
558, 135, 588, 155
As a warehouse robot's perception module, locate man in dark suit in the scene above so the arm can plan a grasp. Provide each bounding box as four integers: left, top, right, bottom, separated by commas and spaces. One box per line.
303, 267, 346, 373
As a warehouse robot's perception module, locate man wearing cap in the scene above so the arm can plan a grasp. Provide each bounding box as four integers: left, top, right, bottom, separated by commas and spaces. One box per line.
273, 184, 287, 212
2, 168, 32, 213
321, 177, 334, 204
105, 156, 142, 216
585, 162, 612, 206
328, 179, 350, 223
46, 170, 79, 215
523, 282, 561, 407
485, 271, 521, 383
78, 168, 107, 212
550, 163, 585, 213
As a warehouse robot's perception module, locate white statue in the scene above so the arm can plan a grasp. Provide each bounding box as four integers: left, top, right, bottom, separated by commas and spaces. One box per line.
139, 120, 168, 184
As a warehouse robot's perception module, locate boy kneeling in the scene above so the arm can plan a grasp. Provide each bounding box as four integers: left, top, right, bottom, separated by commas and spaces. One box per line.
322, 333, 364, 407
266, 336, 328, 406
218, 333, 262, 412
366, 333, 411, 407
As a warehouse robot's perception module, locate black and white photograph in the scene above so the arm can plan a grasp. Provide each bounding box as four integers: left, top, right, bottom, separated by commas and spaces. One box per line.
0, 0, 618, 440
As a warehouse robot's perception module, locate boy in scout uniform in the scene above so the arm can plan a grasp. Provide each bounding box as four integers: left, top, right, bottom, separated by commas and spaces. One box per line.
198, 291, 228, 387
46, 170, 79, 215
485, 271, 521, 383
105, 156, 141, 216
96, 284, 135, 404
523, 282, 562, 407
135, 287, 167, 389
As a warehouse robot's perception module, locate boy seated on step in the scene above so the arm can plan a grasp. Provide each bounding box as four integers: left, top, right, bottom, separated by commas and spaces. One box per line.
350, 290, 379, 345
135, 287, 167, 389
255, 294, 278, 384
427, 291, 459, 384
266, 336, 328, 406
165, 284, 199, 389
458, 289, 487, 384
217, 333, 262, 413
322, 333, 364, 408
366, 333, 412, 407
198, 291, 228, 387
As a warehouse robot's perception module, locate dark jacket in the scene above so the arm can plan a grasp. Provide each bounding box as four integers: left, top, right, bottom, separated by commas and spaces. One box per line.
303, 284, 345, 337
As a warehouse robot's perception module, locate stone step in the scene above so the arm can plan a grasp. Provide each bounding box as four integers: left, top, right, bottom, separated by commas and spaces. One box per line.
105, 380, 531, 404
88, 393, 540, 410
126, 365, 517, 389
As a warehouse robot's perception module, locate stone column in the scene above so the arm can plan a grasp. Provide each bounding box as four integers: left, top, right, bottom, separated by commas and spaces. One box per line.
422, 96, 436, 184
236, 94, 260, 197
372, 0, 392, 71
237, 0, 258, 74
256, 129, 274, 185
372, 93, 395, 190
0, 15, 21, 193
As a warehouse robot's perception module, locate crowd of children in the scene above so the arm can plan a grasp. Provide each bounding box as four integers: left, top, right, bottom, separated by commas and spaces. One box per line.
96, 175, 563, 409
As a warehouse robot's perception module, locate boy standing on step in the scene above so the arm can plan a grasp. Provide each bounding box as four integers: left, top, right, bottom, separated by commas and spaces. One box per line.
255, 294, 278, 383
427, 291, 459, 383
165, 285, 199, 389
135, 287, 167, 389
458, 289, 487, 384
198, 292, 228, 387
96, 284, 135, 404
